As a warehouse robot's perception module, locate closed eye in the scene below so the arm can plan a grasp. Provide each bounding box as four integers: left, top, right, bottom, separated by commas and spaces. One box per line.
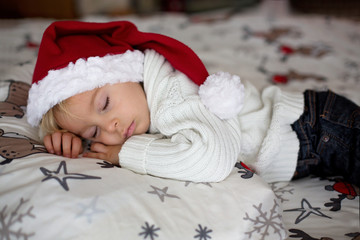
92, 126, 99, 139
82, 126, 98, 140
103, 97, 110, 111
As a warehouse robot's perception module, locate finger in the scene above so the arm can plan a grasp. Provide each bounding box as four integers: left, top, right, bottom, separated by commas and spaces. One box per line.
43, 135, 54, 154
71, 137, 83, 158
61, 133, 73, 158
51, 132, 63, 155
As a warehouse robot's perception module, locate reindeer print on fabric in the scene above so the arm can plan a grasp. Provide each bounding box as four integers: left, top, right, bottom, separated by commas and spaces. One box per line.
0, 80, 30, 119
258, 57, 327, 84
278, 43, 332, 62
324, 179, 360, 211
243, 26, 301, 44
0, 129, 46, 165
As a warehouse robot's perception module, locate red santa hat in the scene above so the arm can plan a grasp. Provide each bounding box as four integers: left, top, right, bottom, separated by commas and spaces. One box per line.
27, 20, 244, 127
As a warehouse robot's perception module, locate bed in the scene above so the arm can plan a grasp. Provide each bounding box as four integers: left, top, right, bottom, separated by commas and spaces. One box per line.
0, 6, 359, 240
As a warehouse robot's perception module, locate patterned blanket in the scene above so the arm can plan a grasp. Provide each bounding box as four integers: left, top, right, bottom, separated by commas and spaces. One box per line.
0, 8, 359, 240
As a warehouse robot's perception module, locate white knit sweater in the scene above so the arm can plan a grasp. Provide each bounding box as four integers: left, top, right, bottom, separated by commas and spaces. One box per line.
119, 50, 304, 183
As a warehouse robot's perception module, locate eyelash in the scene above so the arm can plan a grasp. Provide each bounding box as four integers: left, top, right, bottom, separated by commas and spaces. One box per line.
103, 97, 110, 111
92, 127, 98, 139
92, 97, 109, 139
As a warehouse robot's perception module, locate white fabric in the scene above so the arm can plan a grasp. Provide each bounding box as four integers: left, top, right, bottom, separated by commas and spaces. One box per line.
199, 71, 245, 119
119, 50, 304, 183
26, 50, 144, 127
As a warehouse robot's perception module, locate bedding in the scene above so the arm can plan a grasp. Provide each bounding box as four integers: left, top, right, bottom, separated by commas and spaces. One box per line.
0, 6, 359, 240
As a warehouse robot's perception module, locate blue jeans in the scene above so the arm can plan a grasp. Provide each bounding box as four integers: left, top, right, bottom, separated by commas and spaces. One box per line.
291, 90, 360, 186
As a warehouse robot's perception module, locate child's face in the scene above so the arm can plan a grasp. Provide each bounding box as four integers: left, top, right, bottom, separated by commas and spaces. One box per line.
55, 82, 150, 146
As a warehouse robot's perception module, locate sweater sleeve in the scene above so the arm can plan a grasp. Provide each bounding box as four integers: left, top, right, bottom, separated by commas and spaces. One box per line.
119, 50, 240, 183
119, 103, 240, 183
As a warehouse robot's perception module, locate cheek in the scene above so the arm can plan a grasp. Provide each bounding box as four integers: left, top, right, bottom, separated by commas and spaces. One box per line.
140, 114, 151, 133
55, 110, 87, 136
99, 133, 124, 146
54, 111, 73, 131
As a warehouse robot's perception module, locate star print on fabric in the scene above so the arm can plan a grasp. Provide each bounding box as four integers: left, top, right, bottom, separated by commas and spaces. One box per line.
147, 185, 180, 202
284, 198, 331, 224
76, 196, 105, 223
40, 160, 101, 191
139, 222, 160, 240
194, 224, 213, 240
184, 181, 212, 188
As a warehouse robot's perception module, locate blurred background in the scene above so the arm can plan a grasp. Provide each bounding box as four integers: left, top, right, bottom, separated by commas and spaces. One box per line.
0, 0, 359, 19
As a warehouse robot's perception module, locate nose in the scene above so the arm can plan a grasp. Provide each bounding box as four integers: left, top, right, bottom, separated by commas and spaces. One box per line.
104, 118, 119, 133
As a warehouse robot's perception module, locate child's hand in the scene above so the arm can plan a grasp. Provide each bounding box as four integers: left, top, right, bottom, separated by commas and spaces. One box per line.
43, 131, 84, 158
83, 142, 122, 166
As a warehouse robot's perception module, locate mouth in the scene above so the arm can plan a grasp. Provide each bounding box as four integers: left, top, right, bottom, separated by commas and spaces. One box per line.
125, 121, 136, 139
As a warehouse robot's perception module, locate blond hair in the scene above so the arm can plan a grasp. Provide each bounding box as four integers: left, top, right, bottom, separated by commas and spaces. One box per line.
40, 100, 70, 136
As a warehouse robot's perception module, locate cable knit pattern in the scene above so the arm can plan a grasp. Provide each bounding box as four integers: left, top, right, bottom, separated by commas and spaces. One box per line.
119, 50, 304, 183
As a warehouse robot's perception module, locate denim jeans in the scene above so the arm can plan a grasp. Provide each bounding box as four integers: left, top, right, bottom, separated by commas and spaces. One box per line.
291, 90, 360, 186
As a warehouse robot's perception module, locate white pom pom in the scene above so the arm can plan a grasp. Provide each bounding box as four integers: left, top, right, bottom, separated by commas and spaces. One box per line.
199, 72, 245, 119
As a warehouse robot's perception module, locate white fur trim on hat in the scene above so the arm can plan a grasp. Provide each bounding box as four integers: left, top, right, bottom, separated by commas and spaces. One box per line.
27, 50, 144, 127
199, 72, 245, 119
